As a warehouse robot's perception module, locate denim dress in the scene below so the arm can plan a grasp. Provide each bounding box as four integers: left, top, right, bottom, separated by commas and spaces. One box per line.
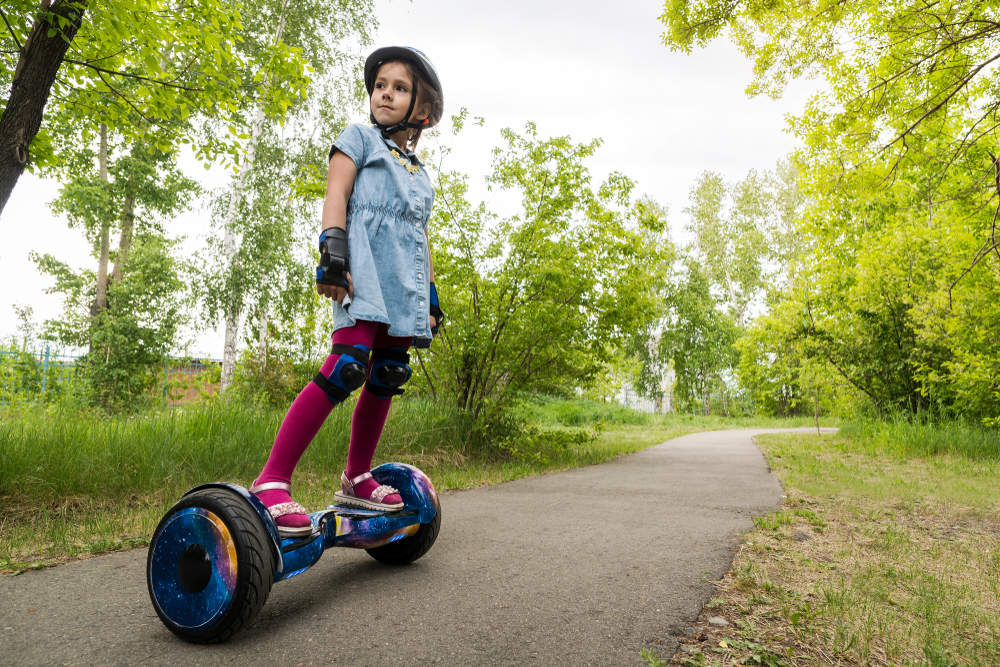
329, 123, 435, 348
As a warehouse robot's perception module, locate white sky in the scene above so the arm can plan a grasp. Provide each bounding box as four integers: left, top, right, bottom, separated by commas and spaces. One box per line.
0, 0, 817, 356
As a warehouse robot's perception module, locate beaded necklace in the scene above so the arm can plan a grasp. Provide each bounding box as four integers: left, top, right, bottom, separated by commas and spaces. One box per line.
390, 149, 421, 174
381, 137, 421, 174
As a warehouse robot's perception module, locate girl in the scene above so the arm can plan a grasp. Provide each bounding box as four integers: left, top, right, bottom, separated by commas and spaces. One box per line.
249, 46, 445, 536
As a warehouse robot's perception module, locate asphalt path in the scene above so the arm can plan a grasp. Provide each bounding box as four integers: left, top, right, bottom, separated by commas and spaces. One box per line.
0, 428, 834, 667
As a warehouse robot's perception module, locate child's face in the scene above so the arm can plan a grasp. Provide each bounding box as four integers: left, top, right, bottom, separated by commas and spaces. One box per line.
371, 62, 416, 128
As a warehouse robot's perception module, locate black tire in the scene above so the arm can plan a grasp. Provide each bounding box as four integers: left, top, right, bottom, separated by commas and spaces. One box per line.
147, 487, 275, 643
366, 507, 441, 565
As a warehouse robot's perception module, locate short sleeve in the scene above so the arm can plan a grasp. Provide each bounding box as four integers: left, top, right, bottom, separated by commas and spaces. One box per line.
328, 124, 368, 169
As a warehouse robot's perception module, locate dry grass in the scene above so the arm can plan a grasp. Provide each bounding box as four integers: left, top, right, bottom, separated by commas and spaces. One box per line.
652, 432, 1000, 667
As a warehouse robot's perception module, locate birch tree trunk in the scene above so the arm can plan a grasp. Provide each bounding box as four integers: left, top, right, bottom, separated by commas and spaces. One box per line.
722, 265, 742, 327
219, 1, 290, 391
258, 268, 269, 358
111, 192, 135, 283
91, 124, 111, 319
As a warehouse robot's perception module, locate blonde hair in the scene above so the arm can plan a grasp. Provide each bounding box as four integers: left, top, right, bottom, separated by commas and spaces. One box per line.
377, 60, 442, 153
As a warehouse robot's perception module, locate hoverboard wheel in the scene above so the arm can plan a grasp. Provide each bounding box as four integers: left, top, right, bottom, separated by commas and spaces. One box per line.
147, 487, 275, 642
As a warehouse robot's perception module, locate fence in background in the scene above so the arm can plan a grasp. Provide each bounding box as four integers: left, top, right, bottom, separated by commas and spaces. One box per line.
0, 345, 79, 405
0, 345, 220, 406
615, 368, 676, 414
162, 360, 220, 405
615, 384, 660, 414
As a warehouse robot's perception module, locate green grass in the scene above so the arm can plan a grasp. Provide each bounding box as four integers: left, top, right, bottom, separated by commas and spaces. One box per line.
523, 396, 833, 430
840, 415, 1000, 460
1, 396, 478, 501
0, 394, 833, 573
766, 438, 1000, 510
0, 396, 791, 571
525, 397, 656, 426
675, 426, 1000, 667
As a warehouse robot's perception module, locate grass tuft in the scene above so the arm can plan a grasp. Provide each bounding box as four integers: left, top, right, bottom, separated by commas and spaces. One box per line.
841, 415, 1000, 460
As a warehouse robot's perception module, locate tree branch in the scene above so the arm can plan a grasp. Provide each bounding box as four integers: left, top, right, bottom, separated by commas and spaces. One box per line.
94, 69, 156, 124
434, 182, 481, 315
948, 156, 1000, 307
414, 348, 437, 403
70, 46, 129, 66
63, 58, 204, 91
0, 7, 23, 53
804, 301, 880, 404
882, 51, 1000, 154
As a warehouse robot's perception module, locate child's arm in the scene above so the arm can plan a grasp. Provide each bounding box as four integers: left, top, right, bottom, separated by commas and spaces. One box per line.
318, 151, 358, 304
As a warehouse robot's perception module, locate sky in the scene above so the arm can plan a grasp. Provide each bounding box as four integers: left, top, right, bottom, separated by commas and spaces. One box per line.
0, 0, 818, 356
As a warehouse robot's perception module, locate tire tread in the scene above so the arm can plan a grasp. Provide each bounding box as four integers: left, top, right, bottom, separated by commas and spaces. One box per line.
365, 508, 441, 565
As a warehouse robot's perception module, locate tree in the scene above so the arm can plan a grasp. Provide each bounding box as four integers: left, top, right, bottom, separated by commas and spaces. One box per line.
32, 138, 196, 409
34, 234, 187, 411
416, 118, 667, 424
661, 1, 1000, 421
684, 170, 771, 326
208, 0, 375, 390
629, 163, 803, 413
660, 0, 1000, 279
657, 258, 739, 415
46, 133, 197, 320
194, 121, 338, 372
736, 293, 849, 418
625, 197, 678, 405
797, 147, 996, 417
768, 159, 808, 289
734, 138, 1000, 419
0, 0, 311, 215
0, 1, 83, 212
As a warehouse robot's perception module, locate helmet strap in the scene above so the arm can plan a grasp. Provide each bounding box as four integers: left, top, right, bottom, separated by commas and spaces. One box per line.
371, 75, 420, 144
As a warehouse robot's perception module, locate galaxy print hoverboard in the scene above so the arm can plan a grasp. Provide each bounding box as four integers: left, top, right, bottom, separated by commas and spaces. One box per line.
145, 463, 439, 643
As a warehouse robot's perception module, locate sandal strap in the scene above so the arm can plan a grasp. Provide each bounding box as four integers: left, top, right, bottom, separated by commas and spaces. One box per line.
267, 501, 309, 520
340, 471, 399, 505
250, 481, 291, 494
341, 471, 373, 492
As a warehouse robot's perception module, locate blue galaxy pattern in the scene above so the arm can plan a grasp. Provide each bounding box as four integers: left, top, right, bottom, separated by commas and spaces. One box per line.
274, 534, 323, 583
330, 514, 420, 549
149, 507, 237, 630
371, 462, 439, 523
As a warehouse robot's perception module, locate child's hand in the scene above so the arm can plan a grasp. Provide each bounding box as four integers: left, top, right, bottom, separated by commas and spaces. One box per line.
428, 283, 443, 336
317, 271, 354, 304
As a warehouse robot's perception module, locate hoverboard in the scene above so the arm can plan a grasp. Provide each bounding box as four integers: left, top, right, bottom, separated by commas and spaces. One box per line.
145, 463, 439, 643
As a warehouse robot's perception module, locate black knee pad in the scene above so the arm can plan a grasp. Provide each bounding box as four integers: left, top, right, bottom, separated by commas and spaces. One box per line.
313, 344, 371, 404
365, 347, 412, 399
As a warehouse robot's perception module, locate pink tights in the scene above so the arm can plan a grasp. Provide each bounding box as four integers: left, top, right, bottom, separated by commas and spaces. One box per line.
254, 320, 411, 527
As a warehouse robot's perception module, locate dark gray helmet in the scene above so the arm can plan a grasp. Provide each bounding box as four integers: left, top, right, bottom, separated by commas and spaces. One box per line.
364, 46, 444, 135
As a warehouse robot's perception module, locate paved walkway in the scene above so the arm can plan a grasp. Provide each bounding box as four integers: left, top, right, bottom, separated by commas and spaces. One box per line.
0, 428, 834, 667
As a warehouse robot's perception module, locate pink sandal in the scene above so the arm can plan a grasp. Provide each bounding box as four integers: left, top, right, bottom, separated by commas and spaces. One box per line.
249, 481, 314, 537
334, 471, 404, 512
